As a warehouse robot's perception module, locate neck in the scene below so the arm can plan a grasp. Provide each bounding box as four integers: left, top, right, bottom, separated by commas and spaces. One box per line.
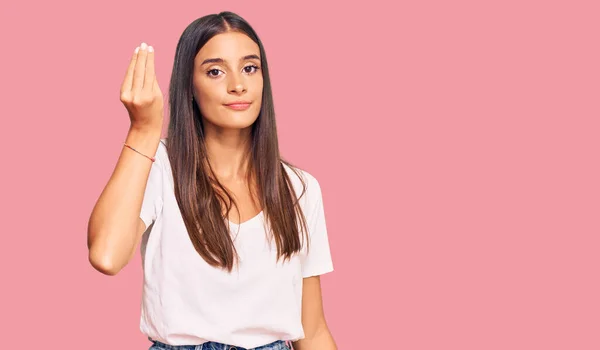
203, 125, 253, 182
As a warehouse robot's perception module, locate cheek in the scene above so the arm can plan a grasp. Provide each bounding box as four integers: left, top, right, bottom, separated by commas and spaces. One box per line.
195, 76, 220, 99
196, 92, 222, 120
197, 86, 220, 104
254, 78, 263, 93
251, 81, 263, 102
198, 92, 226, 116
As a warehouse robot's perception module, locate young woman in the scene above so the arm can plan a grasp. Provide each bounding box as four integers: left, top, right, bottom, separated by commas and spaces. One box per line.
87, 11, 336, 350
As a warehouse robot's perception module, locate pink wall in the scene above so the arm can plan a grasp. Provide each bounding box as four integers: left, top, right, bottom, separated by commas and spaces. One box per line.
1, 1, 599, 349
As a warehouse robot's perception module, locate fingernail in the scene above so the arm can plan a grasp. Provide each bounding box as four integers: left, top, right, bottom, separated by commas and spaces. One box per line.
148, 46, 154, 53
135, 47, 140, 54
141, 42, 147, 50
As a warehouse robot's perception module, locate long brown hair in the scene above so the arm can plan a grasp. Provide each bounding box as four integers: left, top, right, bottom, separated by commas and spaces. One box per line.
165, 11, 309, 272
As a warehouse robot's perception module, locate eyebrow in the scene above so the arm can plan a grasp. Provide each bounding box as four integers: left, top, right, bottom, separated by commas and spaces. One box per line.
200, 54, 261, 66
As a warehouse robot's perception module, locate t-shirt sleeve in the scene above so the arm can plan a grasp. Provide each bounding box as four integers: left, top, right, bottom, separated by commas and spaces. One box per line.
139, 144, 164, 230
301, 176, 334, 278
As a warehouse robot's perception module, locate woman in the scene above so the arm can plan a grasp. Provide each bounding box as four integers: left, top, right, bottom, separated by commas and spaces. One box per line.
87, 11, 336, 350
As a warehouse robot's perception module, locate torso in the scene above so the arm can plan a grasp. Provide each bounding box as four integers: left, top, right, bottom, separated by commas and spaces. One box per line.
138, 139, 333, 347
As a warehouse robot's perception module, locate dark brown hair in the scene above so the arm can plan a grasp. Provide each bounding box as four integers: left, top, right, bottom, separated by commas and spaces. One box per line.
165, 11, 309, 272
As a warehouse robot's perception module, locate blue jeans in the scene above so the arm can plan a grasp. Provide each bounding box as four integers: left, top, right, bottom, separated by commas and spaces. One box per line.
148, 337, 292, 350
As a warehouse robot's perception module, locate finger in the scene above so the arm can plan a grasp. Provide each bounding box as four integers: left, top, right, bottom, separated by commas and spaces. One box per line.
153, 76, 160, 95
132, 43, 148, 93
143, 46, 155, 93
120, 46, 139, 94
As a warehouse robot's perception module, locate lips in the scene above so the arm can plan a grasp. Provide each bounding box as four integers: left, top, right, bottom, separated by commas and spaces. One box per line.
224, 100, 251, 105
224, 101, 251, 110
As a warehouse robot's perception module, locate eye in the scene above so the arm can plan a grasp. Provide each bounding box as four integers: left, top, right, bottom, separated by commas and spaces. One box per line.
244, 65, 260, 74
205, 65, 260, 79
206, 69, 222, 78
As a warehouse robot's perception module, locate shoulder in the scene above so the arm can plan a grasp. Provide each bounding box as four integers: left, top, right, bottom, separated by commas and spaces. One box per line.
158, 138, 168, 156
281, 161, 323, 203
143, 138, 169, 178
150, 138, 168, 165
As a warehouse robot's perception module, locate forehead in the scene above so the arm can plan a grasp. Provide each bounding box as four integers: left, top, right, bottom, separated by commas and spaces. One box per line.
195, 32, 260, 63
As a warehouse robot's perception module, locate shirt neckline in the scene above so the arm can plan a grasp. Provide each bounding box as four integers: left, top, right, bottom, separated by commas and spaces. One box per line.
227, 210, 264, 227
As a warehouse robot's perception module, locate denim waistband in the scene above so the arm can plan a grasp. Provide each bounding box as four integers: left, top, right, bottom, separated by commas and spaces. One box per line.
148, 337, 292, 350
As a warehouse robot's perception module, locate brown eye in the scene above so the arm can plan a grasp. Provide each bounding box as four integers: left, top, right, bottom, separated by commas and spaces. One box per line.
206, 69, 222, 78
244, 65, 260, 74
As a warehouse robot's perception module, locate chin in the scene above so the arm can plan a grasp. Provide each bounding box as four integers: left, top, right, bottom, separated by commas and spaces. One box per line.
219, 118, 258, 130
202, 111, 258, 129
224, 111, 259, 127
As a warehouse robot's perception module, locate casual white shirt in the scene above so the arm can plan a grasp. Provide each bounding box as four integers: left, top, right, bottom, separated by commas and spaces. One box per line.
138, 139, 334, 348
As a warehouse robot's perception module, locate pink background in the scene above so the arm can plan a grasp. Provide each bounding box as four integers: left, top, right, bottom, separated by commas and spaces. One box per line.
1, 0, 599, 349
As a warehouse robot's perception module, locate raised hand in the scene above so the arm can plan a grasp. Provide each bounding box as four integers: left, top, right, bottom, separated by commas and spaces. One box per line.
120, 42, 164, 130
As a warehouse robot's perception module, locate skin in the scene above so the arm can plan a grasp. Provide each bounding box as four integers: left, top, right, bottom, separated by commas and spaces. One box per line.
193, 31, 263, 223
193, 32, 337, 349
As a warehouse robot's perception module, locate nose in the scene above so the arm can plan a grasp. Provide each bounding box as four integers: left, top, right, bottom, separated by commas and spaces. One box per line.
228, 74, 246, 94
232, 84, 244, 93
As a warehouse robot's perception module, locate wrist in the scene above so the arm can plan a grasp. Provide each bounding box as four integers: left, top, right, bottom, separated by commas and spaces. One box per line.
129, 120, 163, 135
125, 124, 162, 161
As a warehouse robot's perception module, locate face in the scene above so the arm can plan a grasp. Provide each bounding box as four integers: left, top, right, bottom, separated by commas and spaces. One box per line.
193, 31, 263, 130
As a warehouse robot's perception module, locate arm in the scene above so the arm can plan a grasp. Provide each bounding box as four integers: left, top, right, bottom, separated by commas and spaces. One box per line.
292, 276, 337, 350
87, 43, 164, 276
87, 126, 162, 276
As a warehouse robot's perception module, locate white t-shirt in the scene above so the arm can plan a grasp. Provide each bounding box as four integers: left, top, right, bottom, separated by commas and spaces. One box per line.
138, 139, 334, 348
